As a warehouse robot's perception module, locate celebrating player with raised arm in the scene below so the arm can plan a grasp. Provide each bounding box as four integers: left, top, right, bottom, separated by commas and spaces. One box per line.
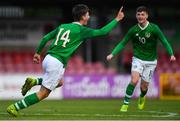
107, 6, 176, 112
7, 4, 124, 116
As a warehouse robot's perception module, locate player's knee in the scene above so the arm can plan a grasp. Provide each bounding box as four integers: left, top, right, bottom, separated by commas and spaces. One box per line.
141, 86, 148, 91
131, 72, 140, 86
59, 80, 64, 86
131, 80, 138, 86
131, 77, 139, 86
37, 90, 50, 100
56, 80, 64, 88
141, 83, 148, 91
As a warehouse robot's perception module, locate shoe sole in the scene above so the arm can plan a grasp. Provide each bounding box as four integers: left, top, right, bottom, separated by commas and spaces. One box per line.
120, 105, 128, 112
120, 110, 127, 112
21, 78, 33, 96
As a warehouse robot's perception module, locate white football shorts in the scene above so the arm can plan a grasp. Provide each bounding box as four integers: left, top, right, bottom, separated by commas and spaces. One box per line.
42, 54, 65, 90
131, 56, 157, 82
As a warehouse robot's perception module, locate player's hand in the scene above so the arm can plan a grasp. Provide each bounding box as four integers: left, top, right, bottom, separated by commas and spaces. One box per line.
170, 55, 176, 62
106, 54, 114, 61
115, 6, 124, 21
33, 53, 41, 64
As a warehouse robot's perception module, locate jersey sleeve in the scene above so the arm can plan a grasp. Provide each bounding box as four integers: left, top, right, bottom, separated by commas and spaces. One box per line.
111, 28, 133, 56
81, 19, 118, 39
36, 27, 58, 54
154, 25, 174, 56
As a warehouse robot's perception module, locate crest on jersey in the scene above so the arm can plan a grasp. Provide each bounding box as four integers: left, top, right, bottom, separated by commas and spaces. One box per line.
145, 32, 151, 38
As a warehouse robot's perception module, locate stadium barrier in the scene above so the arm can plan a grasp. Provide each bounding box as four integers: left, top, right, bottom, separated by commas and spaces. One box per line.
63, 74, 159, 98
0, 74, 63, 100
160, 73, 180, 100
0, 74, 159, 100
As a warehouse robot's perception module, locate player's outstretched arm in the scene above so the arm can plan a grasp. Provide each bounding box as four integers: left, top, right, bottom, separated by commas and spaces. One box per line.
106, 25, 134, 61
106, 28, 132, 61
96, 6, 124, 34
82, 6, 124, 39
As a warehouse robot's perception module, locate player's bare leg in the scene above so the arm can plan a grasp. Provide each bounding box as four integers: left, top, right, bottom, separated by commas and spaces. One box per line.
36, 86, 51, 100
138, 80, 149, 110
120, 71, 140, 112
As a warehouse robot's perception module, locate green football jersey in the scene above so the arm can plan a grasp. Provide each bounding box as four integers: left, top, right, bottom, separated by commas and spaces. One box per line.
112, 22, 174, 61
36, 19, 118, 67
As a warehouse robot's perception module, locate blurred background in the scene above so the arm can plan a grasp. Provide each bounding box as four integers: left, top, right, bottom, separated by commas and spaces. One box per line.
0, 0, 180, 100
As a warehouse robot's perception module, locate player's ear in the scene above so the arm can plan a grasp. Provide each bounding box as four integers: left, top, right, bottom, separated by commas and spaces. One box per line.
81, 15, 85, 21
146, 13, 148, 19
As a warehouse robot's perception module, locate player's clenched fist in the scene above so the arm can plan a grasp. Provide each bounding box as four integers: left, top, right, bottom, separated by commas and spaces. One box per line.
33, 53, 41, 64
170, 56, 176, 62
106, 54, 114, 61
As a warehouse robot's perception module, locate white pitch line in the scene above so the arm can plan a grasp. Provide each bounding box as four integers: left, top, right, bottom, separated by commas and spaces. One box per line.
0, 110, 179, 118
141, 111, 178, 118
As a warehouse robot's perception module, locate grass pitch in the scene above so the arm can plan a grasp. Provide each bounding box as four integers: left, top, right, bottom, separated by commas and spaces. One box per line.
0, 99, 180, 120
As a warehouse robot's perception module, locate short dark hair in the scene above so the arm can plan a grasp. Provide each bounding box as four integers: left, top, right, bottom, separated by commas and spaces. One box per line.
72, 4, 89, 21
136, 6, 149, 14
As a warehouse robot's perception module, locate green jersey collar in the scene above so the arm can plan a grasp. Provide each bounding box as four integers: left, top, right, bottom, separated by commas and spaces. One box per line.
138, 21, 149, 30
73, 22, 82, 26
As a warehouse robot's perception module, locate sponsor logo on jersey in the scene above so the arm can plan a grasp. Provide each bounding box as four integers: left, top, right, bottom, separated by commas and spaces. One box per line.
145, 32, 151, 38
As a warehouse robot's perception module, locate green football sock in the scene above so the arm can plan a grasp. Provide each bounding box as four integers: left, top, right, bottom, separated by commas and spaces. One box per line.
14, 93, 40, 111
140, 88, 148, 97
123, 83, 135, 105
36, 78, 43, 85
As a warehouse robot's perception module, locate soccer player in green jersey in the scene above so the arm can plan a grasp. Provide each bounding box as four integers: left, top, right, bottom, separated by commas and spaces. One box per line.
106, 6, 176, 112
7, 4, 124, 117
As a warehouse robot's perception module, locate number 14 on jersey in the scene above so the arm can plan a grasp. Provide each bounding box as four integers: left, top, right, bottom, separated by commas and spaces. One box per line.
54, 28, 71, 47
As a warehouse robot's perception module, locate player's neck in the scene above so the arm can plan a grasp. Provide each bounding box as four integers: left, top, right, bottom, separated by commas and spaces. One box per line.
79, 21, 84, 25
139, 21, 148, 28
73, 21, 82, 25
138, 21, 149, 30
73, 21, 85, 26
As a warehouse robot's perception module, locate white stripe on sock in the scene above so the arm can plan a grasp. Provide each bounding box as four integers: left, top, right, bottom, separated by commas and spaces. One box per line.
125, 94, 132, 98
124, 100, 129, 104
22, 100, 27, 108
36, 78, 39, 85
15, 103, 20, 110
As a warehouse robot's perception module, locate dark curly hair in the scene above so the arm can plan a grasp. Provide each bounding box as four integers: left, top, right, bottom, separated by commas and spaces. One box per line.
136, 6, 149, 14
72, 4, 89, 21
